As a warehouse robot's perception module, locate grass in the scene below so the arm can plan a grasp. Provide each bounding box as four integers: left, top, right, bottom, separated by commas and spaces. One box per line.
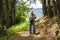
7, 21, 29, 36
0, 21, 29, 40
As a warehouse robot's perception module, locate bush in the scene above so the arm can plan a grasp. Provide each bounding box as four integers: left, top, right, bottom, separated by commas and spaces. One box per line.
16, 2, 29, 23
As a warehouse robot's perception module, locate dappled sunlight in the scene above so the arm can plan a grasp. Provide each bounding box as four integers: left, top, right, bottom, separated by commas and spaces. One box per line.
8, 32, 46, 40
7, 22, 29, 36
18, 31, 43, 37
18, 31, 30, 37
1, 0, 60, 40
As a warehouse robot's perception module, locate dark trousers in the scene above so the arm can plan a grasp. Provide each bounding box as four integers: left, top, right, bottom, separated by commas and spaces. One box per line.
29, 21, 36, 34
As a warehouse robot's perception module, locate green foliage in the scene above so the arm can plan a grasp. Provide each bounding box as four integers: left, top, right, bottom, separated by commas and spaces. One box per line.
16, 2, 29, 23
0, 22, 29, 40
7, 22, 29, 36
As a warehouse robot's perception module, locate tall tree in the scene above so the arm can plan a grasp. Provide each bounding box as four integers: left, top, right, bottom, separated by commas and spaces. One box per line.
10, 0, 16, 24
0, 0, 4, 34
4, 0, 10, 26
52, 0, 57, 16
56, 0, 60, 27
47, 0, 53, 18
0, 0, 3, 26
42, 0, 47, 17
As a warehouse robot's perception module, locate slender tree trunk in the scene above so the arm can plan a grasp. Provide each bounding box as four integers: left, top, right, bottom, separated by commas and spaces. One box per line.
47, 0, 53, 18
56, 0, 60, 28
5, 0, 10, 26
56, 0, 60, 16
10, 0, 16, 25
42, 0, 47, 17
0, 0, 3, 26
0, 0, 4, 34
52, 0, 57, 16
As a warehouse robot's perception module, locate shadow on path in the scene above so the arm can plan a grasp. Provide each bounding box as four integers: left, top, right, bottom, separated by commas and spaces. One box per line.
8, 31, 45, 40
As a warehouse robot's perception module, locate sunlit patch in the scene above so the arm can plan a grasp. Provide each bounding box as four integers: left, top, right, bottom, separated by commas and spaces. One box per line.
18, 31, 30, 37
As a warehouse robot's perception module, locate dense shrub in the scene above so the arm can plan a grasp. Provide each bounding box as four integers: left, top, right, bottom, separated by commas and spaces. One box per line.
16, 2, 29, 23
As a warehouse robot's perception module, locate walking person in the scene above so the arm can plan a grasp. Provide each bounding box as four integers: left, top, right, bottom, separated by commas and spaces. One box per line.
29, 11, 36, 34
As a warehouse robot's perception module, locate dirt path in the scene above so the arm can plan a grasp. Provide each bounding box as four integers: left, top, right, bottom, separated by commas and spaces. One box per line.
8, 25, 57, 40
8, 19, 60, 40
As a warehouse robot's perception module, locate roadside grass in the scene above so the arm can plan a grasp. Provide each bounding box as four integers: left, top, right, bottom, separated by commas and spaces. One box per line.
7, 21, 29, 36
0, 21, 29, 40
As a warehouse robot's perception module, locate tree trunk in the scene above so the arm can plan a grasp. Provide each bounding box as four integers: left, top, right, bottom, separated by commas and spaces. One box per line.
5, 0, 10, 26
47, 0, 53, 18
52, 0, 57, 16
56, 0, 60, 28
42, 0, 47, 17
0, 0, 4, 35
10, 0, 16, 25
0, 0, 3, 27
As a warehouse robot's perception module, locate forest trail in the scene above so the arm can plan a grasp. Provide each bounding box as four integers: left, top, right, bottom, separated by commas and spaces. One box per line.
8, 26, 57, 40
8, 18, 60, 40
8, 25, 45, 40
